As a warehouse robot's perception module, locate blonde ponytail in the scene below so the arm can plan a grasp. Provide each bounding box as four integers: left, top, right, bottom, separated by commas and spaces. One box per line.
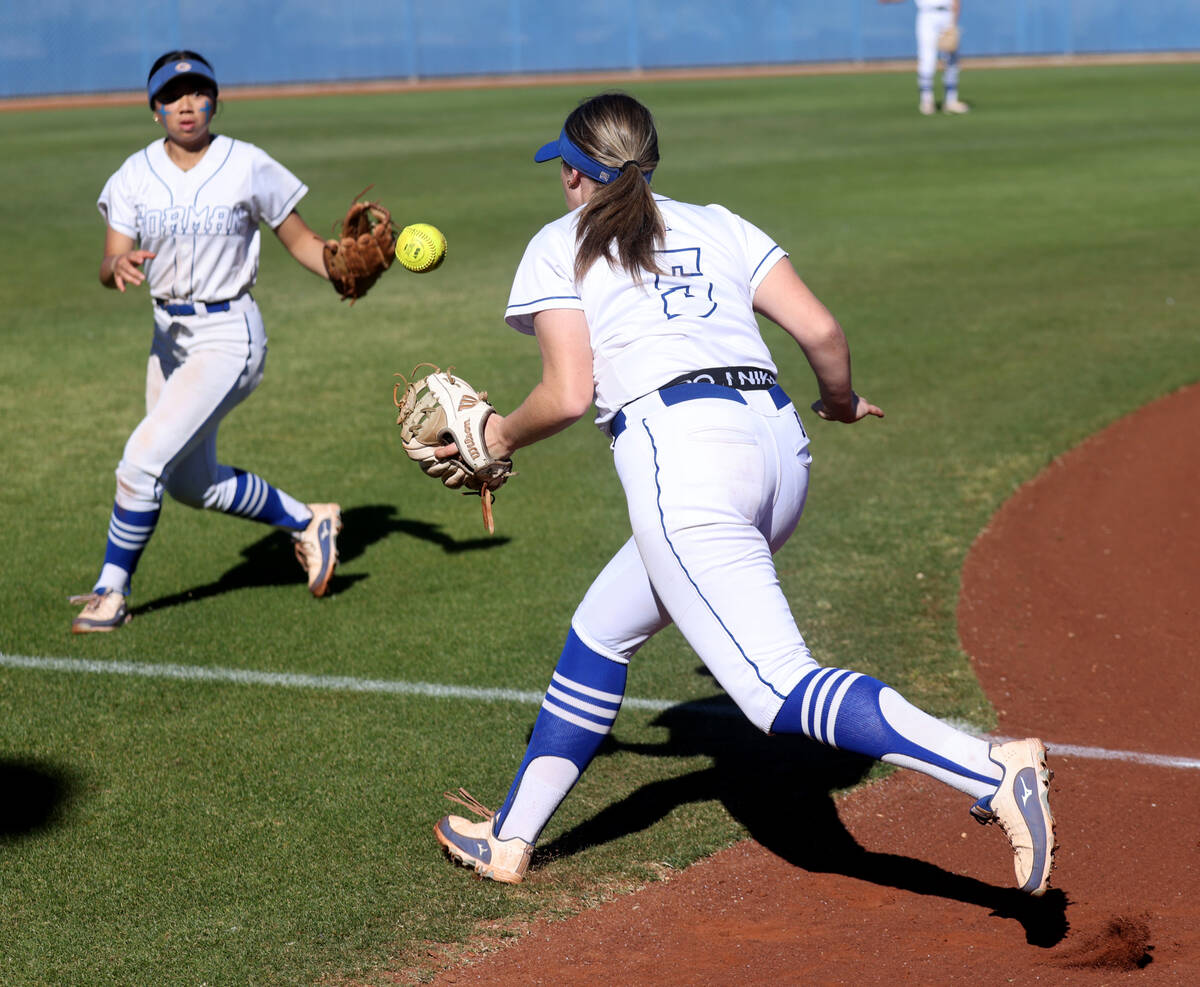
566, 93, 666, 284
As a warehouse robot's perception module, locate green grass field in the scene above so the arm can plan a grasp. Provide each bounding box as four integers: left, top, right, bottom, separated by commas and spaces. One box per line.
1, 63, 1197, 984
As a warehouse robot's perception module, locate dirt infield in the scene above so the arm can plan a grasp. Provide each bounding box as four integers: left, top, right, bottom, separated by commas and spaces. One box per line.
418, 383, 1200, 984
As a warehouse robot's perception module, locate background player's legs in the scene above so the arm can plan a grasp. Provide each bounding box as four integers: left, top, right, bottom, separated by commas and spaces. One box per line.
942, 49, 967, 111
915, 10, 940, 113
151, 309, 338, 596
943, 49, 961, 100
84, 309, 281, 597
88, 346, 255, 595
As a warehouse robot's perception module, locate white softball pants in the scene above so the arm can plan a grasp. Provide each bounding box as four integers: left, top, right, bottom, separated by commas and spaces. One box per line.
115, 295, 266, 513
916, 6, 960, 95
573, 386, 818, 732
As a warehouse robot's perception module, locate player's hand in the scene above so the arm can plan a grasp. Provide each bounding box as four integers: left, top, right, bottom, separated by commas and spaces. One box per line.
111, 250, 156, 292
434, 413, 513, 461
811, 392, 884, 423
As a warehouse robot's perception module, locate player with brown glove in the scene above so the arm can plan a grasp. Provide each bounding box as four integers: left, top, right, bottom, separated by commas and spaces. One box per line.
394, 366, 514, 533
323, 190, 399, 303
880, 0, 969, 115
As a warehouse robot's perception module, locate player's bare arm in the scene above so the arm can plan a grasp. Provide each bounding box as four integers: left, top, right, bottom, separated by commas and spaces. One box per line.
99, 226, 155, 292
752, 258, 883, 423
275, 211, 329, 279
483, 308, 594, 459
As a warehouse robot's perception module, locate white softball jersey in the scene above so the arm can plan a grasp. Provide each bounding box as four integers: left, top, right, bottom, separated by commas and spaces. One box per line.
505, 194, 787, 429
98, 135, 307, 303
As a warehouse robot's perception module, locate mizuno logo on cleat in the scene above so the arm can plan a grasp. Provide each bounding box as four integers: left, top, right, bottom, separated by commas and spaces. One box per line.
1018, 775, 1034, 806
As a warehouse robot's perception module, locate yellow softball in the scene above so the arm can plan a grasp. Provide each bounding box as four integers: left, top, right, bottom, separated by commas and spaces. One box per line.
395, 223, 447, 273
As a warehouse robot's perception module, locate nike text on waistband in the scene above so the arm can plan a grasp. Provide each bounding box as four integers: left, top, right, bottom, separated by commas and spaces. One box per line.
662, 366, 777, 390
155, 298, 234, 316
609, 381, 791, 440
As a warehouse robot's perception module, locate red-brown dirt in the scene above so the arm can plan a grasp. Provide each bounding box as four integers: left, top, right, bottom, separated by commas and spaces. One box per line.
421, 383, 1200, 985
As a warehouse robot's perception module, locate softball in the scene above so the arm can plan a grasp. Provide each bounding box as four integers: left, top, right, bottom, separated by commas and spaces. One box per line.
395, 223, 447, 273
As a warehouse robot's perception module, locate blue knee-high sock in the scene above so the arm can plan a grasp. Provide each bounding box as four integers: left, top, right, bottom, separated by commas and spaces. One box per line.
772, 667, 1001, 798
492, 628, 628, 843
94, 501, 161, 594
944, 51, 961, 97
219, 468, 309, 530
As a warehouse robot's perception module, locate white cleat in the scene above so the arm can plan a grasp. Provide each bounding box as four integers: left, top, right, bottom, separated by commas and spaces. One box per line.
919, 94, 936, 116
294, 503, 342, 597
433, 789, 532, 884
970, 738, 1056, 895
70, 589, 130, 633
943, 98, 971, 114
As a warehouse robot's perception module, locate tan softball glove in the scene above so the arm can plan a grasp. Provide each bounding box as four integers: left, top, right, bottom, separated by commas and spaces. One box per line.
393, 365, 514, 534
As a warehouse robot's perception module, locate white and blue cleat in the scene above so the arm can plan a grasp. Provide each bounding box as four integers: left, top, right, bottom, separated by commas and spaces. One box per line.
971, 738, 1057, 895
70, 589, 131, 634
294, 502, 341, 597
434, 789, 533, 885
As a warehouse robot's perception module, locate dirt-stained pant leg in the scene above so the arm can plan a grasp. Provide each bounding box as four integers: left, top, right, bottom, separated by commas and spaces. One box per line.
115, 300, 266, 513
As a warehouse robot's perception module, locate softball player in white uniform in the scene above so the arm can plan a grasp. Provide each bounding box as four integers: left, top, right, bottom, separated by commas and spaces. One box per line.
71, 51, 341, 633
434, 93, 1055, 894
881, 0, 969, 114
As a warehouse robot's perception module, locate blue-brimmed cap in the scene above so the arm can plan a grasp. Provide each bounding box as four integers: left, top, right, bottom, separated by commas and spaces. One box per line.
147, 58, 218, 108
534, 128, 623, 185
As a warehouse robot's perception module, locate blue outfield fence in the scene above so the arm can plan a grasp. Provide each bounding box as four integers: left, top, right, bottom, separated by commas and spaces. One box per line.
4, 0, 1200, 98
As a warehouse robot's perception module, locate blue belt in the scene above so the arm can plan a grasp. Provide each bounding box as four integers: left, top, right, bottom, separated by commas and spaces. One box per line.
155, 298, 233, 316
609, 381, 791, 440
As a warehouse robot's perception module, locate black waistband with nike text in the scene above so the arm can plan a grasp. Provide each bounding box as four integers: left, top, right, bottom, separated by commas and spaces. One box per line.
661, 366, 777, 391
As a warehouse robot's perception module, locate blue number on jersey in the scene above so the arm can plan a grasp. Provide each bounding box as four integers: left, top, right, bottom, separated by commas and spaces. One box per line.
654, 248, 716, 320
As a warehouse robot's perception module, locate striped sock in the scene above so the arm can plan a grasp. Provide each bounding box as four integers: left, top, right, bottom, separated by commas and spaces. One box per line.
772, 667, 1001, 799
94, 501, 161, 594
212, 468, 310, 530
493, 628, 627, 843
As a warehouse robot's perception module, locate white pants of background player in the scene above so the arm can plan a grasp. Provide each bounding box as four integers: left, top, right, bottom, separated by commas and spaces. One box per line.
916, 5, 961, 104
492, 387, 1002, 844
92, 294, 310, 594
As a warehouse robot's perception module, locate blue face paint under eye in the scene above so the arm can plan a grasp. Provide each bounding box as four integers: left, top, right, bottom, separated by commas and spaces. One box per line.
158, 94, 212, 120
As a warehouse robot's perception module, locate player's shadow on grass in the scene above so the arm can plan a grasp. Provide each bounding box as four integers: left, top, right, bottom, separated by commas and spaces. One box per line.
536, 697, 1067, 947
133, 503, 507, 616
0, 758, 79, 842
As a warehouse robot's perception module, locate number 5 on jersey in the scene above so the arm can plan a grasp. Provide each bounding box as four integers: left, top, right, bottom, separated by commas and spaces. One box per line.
655, 247, 716, 320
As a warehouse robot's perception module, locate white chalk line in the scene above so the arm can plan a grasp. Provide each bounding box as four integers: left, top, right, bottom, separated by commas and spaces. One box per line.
3, 652, 1198, 770
0, 651, 681, 711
